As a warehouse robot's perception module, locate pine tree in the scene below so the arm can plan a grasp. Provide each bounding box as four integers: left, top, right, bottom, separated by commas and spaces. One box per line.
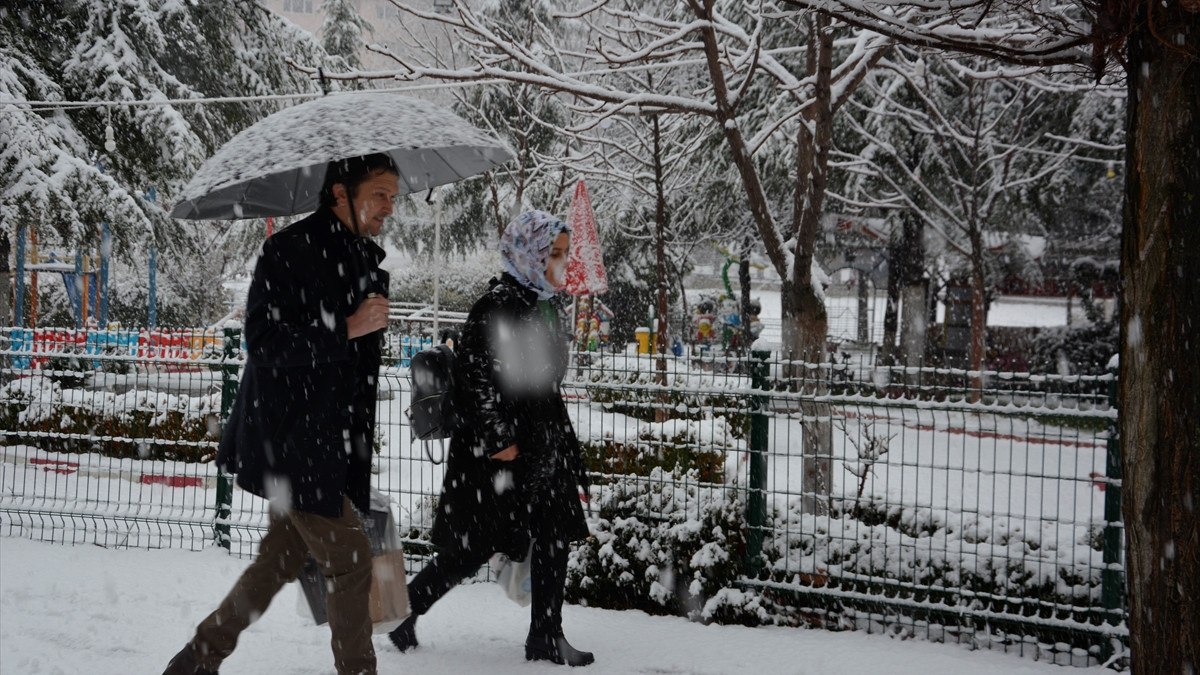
320, 0, 372, 70
1, 0, 338, 326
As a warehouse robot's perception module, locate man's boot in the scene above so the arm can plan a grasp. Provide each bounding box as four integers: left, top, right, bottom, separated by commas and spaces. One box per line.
162, 643, 219, 675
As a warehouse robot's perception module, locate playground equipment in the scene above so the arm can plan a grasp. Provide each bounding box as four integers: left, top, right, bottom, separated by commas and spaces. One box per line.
684, 245, 765, 354
11, 184, 166, 330
13, 221, 111, 329
573, 294, 613, 353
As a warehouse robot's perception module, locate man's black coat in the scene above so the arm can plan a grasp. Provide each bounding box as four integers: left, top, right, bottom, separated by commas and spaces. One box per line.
429, 274, 590, 559
216, 208, 387, 517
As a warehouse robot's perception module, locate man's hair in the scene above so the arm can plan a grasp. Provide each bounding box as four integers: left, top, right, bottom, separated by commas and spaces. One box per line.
318, 153, 399, 208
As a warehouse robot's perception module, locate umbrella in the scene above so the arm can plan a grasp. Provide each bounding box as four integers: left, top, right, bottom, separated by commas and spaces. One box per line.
170, 91, 513, 220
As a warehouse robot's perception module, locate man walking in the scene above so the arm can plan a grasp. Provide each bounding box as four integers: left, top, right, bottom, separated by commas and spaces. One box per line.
163, 154, 400, 675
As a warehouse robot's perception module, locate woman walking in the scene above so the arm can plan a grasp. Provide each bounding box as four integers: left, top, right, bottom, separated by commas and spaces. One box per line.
390, 210, 593, 666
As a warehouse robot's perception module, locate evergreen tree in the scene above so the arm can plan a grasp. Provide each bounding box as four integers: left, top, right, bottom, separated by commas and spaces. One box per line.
321, 0, 372, 71
1, 0, 338, 326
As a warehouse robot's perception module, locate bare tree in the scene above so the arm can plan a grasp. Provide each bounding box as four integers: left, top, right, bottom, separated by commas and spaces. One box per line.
344, 0, 892, 515
353, 0, 888, 366
779, 0, 1200, 667
839, 51, 1083, 380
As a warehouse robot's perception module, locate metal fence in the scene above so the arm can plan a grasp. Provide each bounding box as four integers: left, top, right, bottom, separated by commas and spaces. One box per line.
0, 325, 1125, 667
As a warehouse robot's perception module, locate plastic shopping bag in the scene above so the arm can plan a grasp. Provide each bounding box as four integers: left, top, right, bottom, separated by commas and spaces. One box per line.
493, 546, 533, 607
298, 488, 411, 633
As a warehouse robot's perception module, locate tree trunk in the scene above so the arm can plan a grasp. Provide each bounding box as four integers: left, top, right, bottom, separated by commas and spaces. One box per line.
968, 232, 988, 398
856, 268, 870, 343
739, 238, 753, 355
786, 12, 836, 516
1, 232, 10, 327
881, 243, 901, 366
899, 281, 928, 367
652, 114, 670, 411
1119, 7, 1200, 669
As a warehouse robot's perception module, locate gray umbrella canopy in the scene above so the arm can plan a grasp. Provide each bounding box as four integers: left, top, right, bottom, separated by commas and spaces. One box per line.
170, 92, 513, 220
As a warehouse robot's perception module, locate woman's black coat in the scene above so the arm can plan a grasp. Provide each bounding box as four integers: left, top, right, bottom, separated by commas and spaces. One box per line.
216, 209, 387, 518
429, 274, 589, 559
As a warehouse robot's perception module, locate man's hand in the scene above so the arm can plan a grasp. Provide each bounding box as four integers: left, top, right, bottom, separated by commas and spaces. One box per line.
492, 444, 519, 461
347, 294, 389, 339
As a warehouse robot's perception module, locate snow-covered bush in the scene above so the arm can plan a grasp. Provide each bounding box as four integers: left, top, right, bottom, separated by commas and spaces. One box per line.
579, 417, 742, 484
385, 250, 499, 311
1029, 322, 1119, 377
572, 355, 752, 484
762, 495, 1107, 624
1, 378, 219, 461
567, 467, 772, 625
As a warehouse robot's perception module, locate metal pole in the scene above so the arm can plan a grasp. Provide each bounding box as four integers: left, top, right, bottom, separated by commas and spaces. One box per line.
74, 250, 83, 329
145, 186, 157, 329
746, 349, 771, 577
14, 224, 26, 327
1100, 365, 1125, 659
99, 222, 110, 326
214, 326, 241, 551
148, 246, 157, 329
857, 267, 870, 343
432, 190, 442, 337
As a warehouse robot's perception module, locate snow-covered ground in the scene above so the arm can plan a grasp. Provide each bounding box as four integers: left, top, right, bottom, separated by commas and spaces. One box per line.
692, 289, 1094, 345
0, 536, 1097, 675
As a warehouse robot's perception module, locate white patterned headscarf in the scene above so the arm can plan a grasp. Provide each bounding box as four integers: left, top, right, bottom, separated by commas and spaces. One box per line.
500, 210, 571, 300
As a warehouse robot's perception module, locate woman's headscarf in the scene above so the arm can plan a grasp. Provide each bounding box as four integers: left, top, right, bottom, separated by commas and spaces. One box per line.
500, 210, 571, 300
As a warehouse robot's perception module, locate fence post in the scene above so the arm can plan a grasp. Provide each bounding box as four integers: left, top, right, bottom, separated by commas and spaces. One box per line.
746, 349, 770, 577
214, 326, 240, 551
1100, 365, 1125, 658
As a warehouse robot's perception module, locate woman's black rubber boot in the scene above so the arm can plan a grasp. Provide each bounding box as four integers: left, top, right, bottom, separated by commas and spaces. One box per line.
388, 614, 419, 652
525, 633, 594, 667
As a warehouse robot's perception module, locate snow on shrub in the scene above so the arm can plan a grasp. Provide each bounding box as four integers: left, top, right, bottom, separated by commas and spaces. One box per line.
566, 467, 772, 625
385, 250, 499, 311
1, 378, 220, 462
578, 417, 744, 483
762, 495, 1106, 622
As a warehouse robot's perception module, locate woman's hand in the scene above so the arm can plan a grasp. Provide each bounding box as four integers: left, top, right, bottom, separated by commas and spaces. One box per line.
492, 444, 519, 461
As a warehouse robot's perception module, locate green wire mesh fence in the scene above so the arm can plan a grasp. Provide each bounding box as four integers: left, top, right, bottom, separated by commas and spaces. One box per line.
0, 326, 1125, 667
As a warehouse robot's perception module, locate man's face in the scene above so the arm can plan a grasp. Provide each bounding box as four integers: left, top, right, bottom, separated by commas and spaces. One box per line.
335, 171, 400, 236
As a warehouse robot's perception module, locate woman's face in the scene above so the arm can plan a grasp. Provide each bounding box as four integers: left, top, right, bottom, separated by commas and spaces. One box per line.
545, 232, 570, 289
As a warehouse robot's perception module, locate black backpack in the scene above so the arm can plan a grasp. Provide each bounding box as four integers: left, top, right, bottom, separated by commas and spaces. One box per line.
407, 343, 458, 448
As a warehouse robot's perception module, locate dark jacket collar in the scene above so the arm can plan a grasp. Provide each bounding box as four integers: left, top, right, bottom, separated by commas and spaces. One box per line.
492, 273, 540, 306
297, 207, 386, 267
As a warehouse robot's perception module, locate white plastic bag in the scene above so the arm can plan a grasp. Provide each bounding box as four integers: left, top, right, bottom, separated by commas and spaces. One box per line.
494, 546, 533, 607
297, 488, 410, 633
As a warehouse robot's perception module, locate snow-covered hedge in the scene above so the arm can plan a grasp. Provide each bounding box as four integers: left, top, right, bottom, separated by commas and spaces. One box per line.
385, 250, 499, 312
563, 469, 1107, 633
571, 352, 753, 483
1, 378, 219, 462
566, 467, 775, 625
764, 496, 1106, 620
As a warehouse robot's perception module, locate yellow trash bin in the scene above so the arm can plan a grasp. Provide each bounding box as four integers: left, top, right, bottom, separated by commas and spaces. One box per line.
634, 327, 651, 354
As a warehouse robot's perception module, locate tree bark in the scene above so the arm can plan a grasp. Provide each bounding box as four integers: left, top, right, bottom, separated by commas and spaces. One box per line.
881, 242, 901, 366
968, 229, 988, 397
1119, 6, 1200, 669
1, 232, 10, 327
652, 113, 670, 407
896, 213, 927, 367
